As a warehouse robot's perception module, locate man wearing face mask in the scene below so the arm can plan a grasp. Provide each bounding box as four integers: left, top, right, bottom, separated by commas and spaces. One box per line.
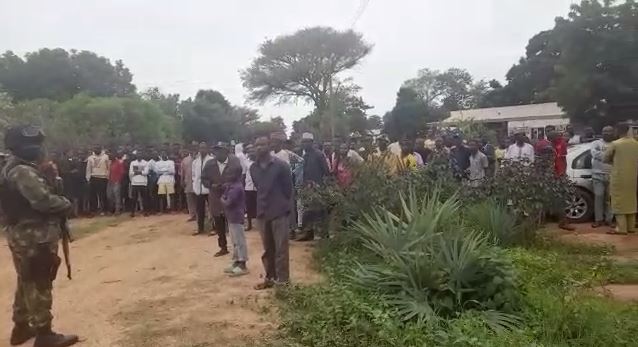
0, 126, 79, 347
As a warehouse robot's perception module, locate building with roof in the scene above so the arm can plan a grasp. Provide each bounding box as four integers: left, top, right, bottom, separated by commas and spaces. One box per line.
443, 102, 569, 140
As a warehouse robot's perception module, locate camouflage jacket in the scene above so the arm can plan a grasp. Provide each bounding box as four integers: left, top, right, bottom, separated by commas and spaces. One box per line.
0, 156, 71, 231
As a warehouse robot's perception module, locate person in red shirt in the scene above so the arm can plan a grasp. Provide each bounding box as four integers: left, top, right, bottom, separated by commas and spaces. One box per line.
551, 130, 568, 177
107, 151, 126, 214
541, 129, 574, 231
535, 125, 554, 155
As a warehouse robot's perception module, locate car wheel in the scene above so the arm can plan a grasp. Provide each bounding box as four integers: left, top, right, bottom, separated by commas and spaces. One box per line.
565, 188, 594, 223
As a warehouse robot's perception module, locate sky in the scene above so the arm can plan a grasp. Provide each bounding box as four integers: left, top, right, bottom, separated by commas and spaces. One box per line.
0, 0, 577, 128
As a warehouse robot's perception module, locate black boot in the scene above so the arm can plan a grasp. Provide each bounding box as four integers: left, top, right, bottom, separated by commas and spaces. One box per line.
33, 326, 78, 347
10, 323, 35, 346
295, 230, 314, 242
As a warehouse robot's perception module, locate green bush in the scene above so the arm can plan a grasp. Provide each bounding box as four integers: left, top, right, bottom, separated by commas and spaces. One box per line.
461, 157, 575, 223
348, 190, 521, 327
465, 200, 527, 246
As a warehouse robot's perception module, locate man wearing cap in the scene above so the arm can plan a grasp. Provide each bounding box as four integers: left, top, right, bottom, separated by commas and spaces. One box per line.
202, 141, 243, 256
0, 126, 79, 347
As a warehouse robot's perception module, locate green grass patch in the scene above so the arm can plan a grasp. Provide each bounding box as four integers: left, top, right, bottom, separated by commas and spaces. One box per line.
264, 237, 638, 347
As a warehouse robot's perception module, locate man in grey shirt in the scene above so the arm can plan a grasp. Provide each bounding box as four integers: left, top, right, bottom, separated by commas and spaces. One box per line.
250, 136, 293, 290
591, 126, 615, 228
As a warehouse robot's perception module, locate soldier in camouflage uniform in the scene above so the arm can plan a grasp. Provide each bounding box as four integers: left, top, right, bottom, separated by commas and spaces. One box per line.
1, 126, 78, 347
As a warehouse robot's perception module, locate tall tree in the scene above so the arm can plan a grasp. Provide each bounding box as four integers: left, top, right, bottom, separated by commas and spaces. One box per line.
291, 83, 372, 140
383, 87, 429, 140
0, 48, 136, 101
242, 116, 287, 142
241, 26, 372, 114
180, 89, 262, 143
488, 0, 638, 124
550, 0, 638, 123
141, 87, 181, 119
402, 67, 482, 119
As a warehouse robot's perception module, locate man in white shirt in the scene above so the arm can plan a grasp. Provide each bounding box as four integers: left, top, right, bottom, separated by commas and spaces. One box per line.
192, 142, 214, 235
156, 151, 176, 213
86, 146, 110, 215
129, 152, 149, 217
505, 131, 535, 164
243, 144, 257, 231
467, 139, 489, 187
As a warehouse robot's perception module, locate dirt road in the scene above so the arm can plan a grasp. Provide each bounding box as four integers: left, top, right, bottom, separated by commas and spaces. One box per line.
0, 215, 319, 347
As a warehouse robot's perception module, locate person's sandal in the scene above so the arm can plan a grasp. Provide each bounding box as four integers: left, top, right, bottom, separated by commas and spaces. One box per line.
254, 281, 274, 290
214, 249, 229, 257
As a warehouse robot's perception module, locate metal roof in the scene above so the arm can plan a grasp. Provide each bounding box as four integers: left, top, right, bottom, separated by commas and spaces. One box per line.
445, 102, 566, 123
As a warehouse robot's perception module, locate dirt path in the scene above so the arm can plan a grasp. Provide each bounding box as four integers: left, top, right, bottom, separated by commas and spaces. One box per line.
0, 215, 319, 347
551, 223, 638, 302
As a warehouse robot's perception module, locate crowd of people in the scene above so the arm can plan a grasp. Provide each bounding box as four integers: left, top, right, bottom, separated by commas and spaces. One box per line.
0, 121, 636, 347
23, 121, 638, 289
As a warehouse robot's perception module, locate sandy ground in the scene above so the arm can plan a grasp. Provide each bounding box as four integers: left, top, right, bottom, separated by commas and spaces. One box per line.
551, 223, 638, 301
0, 215, 320, 347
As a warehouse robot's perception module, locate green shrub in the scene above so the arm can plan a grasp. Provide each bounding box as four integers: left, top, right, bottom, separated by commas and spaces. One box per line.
348, 190, 521, 327
464, 200, 525, 246
462, 157, 574, 223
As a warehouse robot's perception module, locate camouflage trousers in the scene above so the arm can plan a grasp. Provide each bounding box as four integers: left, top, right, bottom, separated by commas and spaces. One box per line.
7, 223, 61, 329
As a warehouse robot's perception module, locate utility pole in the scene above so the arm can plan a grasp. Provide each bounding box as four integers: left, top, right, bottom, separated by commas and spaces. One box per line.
329, 75, 336, 140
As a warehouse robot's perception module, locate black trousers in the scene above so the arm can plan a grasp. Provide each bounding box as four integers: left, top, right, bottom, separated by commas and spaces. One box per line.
213, 215, 228, 250
195, 194, 208, 233
130, 185, 149, 216
147, 182, 158, 213
89, 177, 108, 213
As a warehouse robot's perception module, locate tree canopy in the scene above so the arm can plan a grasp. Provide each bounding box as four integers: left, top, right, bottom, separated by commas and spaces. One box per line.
486, 0, 638, 124
0, 94, 178, 149
0, 49, 136, 101
241, 26, 372, 113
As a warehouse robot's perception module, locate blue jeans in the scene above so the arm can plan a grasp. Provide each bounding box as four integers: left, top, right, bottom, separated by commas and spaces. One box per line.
228, 223, 248, 263
593, 175, 613, 223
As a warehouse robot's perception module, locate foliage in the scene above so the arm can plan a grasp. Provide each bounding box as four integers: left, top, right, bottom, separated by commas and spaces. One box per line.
292, 82, 373, 140
301, 157, 458, 232
454, 119, 498, 145
349, 191, 521, 325
462, 156, 575, 223
383, 87, 430, 140
487, 0, 638, 125
404, 67, 489, 112
179, 89, 267, 143
0, 49, 135, 101
241, 26, 372, 114
0, 94, 178, 149
269, 235, 638, 347
383, 68, 500, 140
465, 201, 525, 247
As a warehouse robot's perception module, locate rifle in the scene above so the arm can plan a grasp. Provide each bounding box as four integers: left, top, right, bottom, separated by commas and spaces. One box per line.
60, 216, 73, 280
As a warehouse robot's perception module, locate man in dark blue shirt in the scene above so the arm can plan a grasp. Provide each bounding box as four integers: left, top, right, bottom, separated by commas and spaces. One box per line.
250, 136, 293, 289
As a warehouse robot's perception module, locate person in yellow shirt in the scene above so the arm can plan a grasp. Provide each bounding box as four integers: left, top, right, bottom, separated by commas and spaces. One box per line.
392, 138, 418, 174
604, 123, 638, 235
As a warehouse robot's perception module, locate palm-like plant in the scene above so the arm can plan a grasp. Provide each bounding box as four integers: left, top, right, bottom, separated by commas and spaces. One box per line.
465, 200, 522, 246
349, 189, 521, 331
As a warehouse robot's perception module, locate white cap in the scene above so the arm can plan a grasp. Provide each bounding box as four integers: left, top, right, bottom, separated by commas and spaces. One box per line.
302, 132, 314, 140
